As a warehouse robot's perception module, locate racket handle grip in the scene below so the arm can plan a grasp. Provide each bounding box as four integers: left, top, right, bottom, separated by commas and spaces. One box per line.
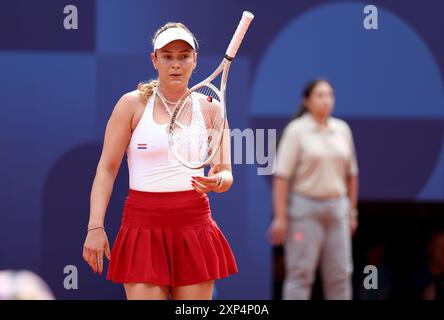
225, 11, 254, 59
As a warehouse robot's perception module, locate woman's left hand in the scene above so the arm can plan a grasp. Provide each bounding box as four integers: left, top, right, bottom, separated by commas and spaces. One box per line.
191, 164, 222, 193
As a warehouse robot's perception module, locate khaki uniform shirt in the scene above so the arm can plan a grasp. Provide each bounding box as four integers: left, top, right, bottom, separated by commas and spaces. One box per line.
275, 113, 358, 199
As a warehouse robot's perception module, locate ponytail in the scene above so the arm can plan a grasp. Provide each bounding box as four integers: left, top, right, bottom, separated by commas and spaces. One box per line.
137, 79, 158, 105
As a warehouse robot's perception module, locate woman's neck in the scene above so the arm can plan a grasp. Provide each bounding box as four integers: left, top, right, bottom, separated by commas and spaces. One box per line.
309, 112, 329, 128
157, 82, 187, 103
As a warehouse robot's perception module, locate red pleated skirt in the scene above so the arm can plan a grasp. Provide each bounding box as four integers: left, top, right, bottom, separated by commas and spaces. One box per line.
106, 188, 238, 287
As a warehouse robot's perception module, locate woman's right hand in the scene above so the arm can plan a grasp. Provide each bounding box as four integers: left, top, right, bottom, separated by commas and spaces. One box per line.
83, 228, 111, 275
267, 216, 289, 246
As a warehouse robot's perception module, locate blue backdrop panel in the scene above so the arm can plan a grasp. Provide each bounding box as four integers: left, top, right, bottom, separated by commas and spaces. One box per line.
0, 52, 96, 272
0, 0, 95, 52
250, 3, 444, 201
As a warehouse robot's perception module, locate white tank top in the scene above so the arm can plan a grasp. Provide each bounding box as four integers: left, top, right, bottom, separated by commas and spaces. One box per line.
127, 94, 204, 192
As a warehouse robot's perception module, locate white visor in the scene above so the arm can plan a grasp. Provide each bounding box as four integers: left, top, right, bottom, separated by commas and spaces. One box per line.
154, 27, 196, 51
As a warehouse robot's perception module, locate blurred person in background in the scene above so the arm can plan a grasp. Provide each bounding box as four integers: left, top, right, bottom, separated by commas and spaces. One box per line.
267, 79, 359, 300
0, 270, 55, 300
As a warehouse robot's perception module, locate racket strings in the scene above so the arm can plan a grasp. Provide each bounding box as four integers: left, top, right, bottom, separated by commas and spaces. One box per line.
170, 84, 225, 166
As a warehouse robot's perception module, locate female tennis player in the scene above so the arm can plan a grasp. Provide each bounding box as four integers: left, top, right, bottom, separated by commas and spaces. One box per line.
82, 22, 238, 300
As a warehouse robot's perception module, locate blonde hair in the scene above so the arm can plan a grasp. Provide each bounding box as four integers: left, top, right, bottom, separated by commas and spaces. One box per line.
137, 22, 198, 104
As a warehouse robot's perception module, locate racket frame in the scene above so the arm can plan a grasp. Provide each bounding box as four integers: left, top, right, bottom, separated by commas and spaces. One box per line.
167, 60, 231, 169
167, 11, 253, 169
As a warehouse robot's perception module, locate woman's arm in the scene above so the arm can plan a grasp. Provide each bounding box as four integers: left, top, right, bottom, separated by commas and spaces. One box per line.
191, 119, 233, 193
210, 164, 233, 193
345, 123, 359, 217
212, 118, 233, 193
347, 174, 359, 237
267, 123, 299, 245
347, 174, 359, 214
83, 91, 137, 274
273, 176, 290, 220
88, 92, 136, 228
267, 175, 291, 246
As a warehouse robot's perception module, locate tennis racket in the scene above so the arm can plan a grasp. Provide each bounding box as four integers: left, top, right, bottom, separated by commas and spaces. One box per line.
159, 11, 254, 169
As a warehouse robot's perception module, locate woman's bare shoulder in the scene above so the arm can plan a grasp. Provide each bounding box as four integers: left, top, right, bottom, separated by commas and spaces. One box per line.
110, 90, 144, 119
118, 90, 144, 108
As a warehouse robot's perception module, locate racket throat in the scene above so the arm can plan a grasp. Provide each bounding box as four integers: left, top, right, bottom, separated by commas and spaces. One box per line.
224, 54, 234, 61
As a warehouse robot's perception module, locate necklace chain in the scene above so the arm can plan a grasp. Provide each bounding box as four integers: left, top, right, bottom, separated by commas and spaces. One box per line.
155, 87, 179, 105
154, 87, 177, 116
154, 86, 191, 117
